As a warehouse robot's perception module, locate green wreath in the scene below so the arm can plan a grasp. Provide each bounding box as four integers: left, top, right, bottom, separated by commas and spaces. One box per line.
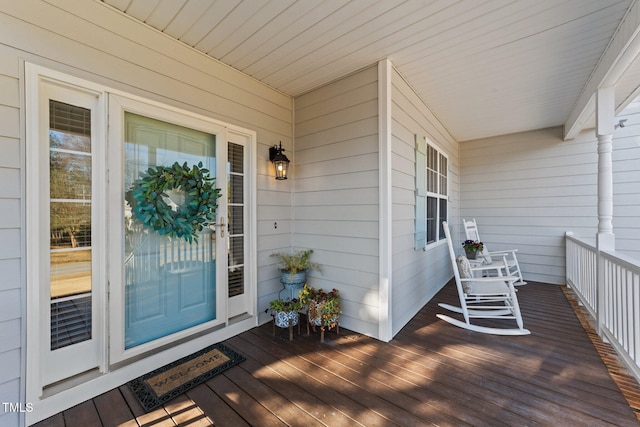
129, 161, 221, 243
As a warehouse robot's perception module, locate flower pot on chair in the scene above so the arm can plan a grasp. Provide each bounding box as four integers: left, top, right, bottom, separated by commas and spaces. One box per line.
464, 249, 477, 260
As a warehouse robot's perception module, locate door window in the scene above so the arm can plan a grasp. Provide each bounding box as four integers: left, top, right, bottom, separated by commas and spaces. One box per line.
123, 112, 219, 348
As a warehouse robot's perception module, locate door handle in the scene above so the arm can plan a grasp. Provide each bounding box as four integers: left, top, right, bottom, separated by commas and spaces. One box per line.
217, 217, 225, 238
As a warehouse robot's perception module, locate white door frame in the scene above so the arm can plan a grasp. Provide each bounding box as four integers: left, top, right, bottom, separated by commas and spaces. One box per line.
25, 64, 258, 420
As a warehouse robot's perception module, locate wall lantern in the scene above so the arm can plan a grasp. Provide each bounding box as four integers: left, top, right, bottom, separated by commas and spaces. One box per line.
269, 142, 290, 180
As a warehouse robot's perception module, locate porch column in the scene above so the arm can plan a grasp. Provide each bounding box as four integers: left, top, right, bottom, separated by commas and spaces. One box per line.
595, 86, 616, 335
595, 86, 615, 250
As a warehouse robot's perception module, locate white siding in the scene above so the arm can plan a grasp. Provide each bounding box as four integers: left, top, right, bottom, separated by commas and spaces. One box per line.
294, 66, 380, 337
390, 68, 459, 336
460, 127, 598, 284
0, 1, 292, 423
0, 49, 22, 427
613, 98, 640, 262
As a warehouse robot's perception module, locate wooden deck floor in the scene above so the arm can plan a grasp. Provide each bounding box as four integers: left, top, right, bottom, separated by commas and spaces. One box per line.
34, 282, 640, 426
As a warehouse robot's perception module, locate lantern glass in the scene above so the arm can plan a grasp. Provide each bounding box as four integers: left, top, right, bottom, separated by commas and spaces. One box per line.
274, 159, 288, 179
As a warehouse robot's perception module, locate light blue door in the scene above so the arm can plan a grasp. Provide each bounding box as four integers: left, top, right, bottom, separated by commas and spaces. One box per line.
123, 112, 219, 349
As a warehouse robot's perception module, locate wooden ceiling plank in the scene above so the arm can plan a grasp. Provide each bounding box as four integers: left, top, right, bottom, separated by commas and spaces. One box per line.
195, 1, 271, 55
180, 0, 241, 48
123, 0, 160, 22
101, 0, 132, 12
224, 0, 342, 69
102, 0, 636, 141
162, 0, 215, 39
278, 0, 557, 94
194, 0, 253, 53
145, 0, 188, 32
248, 0, 390, 82
398, 0, 622, 74
267, 0, 456, 90
214, 0, 297, 60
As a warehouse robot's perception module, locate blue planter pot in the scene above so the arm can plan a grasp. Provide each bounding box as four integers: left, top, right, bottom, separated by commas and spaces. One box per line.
274, 310, 299, 328
280, 270, 306, 287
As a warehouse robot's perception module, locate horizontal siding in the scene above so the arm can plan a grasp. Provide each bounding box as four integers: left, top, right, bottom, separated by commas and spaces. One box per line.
0, 52, 22, 423
0, 2, 294, 424
293, 65, 379, 338
612, 98, 640, 262
0, 2, 293, 304
460, 126, 598, 284
390, 67, 459, 337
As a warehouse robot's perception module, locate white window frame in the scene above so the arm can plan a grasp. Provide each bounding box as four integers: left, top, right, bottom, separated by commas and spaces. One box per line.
415, 135, 448, 250
425, 141, 448, 245
26, 64, 108, 400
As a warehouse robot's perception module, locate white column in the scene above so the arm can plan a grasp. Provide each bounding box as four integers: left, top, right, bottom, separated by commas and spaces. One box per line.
595, 87, 615, 336
378, 59, 393, 342
595, 87, 615, 251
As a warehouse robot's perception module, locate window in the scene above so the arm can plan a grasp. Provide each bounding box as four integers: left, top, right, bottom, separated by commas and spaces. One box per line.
49, 100, 94, 351
415, 135, 448, 249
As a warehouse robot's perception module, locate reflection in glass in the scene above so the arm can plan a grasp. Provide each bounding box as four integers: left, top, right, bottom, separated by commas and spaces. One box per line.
50, 202, 91, 248
124, 112, 217, 349
49, 99, 93, 350
50, 151, 91, 200
50, 250, 92, 298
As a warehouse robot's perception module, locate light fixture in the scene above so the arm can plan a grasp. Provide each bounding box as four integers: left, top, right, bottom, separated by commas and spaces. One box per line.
269, 141, 290, 180
615, 119, 628, 129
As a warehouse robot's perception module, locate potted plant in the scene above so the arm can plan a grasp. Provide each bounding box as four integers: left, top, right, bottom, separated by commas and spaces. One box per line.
298, 284, 341, 342
271, 249, 321, 288
462, 239, 484, 259
268, 298, 303, 341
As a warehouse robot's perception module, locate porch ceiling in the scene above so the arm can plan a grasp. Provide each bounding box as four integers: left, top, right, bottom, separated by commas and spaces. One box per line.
102, 0, 640, 142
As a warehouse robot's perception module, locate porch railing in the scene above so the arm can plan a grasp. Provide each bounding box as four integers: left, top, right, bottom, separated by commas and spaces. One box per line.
565, 232, 640, 382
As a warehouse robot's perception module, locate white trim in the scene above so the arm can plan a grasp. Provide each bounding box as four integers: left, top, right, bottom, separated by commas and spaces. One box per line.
564, 0, 640, 139
226, 129, 258, 320
378, 59, 393, 342
25, 64, 109, 400
24, 63, 259, 425
424, 138, 449, 245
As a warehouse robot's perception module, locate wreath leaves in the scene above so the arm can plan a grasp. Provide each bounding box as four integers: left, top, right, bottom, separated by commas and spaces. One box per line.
129, 161, 221, 243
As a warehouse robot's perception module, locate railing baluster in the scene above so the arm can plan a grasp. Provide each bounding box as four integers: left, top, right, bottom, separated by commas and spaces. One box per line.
566, 232, 640, 383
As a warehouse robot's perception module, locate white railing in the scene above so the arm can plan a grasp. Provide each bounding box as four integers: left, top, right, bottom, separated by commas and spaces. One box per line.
565, 232, 640, 382
565, 232, 597, 318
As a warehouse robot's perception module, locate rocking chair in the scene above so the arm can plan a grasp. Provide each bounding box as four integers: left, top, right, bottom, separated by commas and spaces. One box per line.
437, 221, 530, 335
463, 218, 526, 285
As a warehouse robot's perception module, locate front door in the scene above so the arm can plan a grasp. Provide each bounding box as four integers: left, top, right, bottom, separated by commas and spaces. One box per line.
122, 112, 223, 349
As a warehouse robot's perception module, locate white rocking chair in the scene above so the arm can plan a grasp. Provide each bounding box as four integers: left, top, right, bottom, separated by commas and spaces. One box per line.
437, 221, 530, 335
463, 218, 526, 285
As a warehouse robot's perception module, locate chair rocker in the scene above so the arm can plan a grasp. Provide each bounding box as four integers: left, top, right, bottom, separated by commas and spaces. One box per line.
437, 221, 530, 335
463, 218, 526, 285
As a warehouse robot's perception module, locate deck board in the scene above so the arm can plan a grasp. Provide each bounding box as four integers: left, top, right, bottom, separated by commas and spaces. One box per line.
33, 282, 640, 426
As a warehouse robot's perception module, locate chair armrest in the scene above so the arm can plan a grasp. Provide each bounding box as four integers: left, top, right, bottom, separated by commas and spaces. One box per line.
460, 276, 519, 283
469, 264, 503, 272
487, 249, 518, 256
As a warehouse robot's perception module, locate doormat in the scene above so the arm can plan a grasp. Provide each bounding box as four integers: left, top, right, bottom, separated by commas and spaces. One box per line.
128, 342, 245, 412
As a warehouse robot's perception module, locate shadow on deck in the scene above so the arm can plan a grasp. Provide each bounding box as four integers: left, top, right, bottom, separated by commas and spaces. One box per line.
35, 281, 640, 426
